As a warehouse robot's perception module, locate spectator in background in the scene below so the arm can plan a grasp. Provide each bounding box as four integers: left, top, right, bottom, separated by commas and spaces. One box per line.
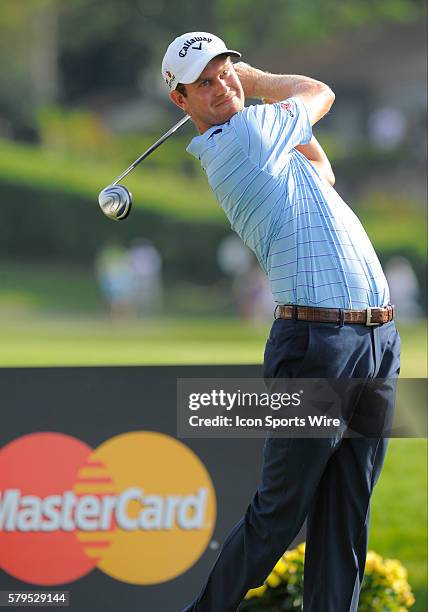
128, 239, 163, 316
233, 265, 275, 324
385, 256, 422, 320
368, 107, 408, 150
217, 235, 274, 323
95, 243, 135, 320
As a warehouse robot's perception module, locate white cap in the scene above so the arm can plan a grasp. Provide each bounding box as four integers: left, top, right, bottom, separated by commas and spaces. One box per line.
162, 32, 241, 91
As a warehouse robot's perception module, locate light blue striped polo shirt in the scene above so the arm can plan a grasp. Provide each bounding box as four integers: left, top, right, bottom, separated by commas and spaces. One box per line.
187, 98, 390, 308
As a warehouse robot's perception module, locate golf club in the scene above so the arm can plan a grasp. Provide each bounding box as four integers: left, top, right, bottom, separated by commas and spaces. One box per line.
98, 114, 191, 221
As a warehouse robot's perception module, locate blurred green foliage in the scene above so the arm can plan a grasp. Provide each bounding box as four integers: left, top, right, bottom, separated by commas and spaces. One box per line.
0, 138, 219, 220
359, 193, 426, 257
0, 177, 227, 281
1, 134, 425, 260
37, 106, 110, 153
0, 0, 426, 306
0, 0, 425, 132
215, 0, 423, 49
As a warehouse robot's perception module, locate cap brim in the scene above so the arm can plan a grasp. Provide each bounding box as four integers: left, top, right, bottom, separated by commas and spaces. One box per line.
179, 50, 241, 85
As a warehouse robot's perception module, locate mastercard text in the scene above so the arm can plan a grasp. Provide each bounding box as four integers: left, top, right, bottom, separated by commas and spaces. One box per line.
0, 488, 208, 532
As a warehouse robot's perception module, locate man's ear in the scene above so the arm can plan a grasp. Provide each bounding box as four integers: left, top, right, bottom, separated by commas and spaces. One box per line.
170, 90, 187, 111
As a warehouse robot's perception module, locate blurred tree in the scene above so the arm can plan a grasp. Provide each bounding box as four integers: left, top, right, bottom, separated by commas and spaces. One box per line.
0, 1, 59, 108
30, 0, 60, 105
59, 0, 151, 102
0, 0, 60, 139
213, 0, 424, 49
0, 0, 425, 138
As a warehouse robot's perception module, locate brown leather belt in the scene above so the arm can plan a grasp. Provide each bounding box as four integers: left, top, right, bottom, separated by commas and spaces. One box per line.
276, 305, 395, 326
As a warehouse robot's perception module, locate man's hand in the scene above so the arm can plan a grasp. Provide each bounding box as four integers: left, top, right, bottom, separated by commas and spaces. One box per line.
233, 62, 264, 99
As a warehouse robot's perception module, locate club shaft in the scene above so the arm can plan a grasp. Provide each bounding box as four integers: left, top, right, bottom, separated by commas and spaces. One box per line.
112, 114, 191, 186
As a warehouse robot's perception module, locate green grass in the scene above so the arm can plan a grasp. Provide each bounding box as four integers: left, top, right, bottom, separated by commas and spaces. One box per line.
370, 439, 427, 611
0, 262, 103, 314
2, 259, 421, 371
0, 317, 424, 375
396, 321, 428, 378
0, 318, 268, 367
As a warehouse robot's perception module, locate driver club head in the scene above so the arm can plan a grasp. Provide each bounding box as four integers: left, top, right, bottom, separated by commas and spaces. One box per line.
98, 184, 132, 221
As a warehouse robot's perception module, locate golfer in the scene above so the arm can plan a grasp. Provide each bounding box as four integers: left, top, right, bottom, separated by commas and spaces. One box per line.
162, 32, 400, 612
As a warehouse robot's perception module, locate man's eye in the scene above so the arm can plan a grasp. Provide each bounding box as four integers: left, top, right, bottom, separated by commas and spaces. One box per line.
200, 80, 210, 87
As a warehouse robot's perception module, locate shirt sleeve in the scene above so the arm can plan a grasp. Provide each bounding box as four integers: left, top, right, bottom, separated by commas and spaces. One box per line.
233, 97, 312, 173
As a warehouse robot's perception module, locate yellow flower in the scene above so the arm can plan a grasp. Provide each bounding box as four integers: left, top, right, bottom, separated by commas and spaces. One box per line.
266, 571, 282, 588
244, 584, 267, 599
405, 593, 415, 606
365, 551, 384, 573
274, 557, 288, 577
384, 559, 408, 580
391, 578, 408, 594
246, 545, 414, 610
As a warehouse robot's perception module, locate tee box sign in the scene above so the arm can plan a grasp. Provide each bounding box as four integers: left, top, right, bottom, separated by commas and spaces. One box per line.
0, 365, 265, 612
0, 431, 216, 586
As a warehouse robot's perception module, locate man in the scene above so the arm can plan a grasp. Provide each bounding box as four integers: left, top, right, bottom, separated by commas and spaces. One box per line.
162, 32, 400, 612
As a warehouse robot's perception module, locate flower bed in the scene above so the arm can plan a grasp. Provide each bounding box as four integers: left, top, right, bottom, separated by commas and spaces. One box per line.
241, 544, 415, 611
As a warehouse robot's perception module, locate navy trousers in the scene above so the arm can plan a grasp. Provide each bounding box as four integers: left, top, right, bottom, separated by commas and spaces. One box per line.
183, 318, 400, 612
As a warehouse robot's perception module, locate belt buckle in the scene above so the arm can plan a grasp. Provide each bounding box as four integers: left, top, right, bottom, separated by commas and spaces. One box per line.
365, 307, 379, 326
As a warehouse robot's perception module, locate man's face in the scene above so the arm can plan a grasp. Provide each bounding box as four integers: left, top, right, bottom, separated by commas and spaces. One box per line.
170, 56, 245, 133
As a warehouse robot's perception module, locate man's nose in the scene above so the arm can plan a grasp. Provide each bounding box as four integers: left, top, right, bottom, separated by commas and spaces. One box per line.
216, 77, 229, 95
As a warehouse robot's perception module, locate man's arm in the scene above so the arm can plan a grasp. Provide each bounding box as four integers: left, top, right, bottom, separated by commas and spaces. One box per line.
234, 62, 335, 126
296, 137, 335, 186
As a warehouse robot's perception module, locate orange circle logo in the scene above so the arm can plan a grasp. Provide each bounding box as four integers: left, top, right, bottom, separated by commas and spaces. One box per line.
0, 432, 216, 585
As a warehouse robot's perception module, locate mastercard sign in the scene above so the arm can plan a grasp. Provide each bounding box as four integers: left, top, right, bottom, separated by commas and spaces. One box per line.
0, 431, 216, 586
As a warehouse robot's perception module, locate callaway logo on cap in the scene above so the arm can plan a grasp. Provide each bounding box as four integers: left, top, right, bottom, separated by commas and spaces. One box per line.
162, 31, 241, 90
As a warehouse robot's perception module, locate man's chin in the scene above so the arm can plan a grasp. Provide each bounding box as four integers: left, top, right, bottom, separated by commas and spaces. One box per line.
215, 101, 243, 123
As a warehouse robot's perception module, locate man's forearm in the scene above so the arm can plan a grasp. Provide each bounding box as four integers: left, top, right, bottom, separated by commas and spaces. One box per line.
235, 64, 324, 100
234, 62, 334, 126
